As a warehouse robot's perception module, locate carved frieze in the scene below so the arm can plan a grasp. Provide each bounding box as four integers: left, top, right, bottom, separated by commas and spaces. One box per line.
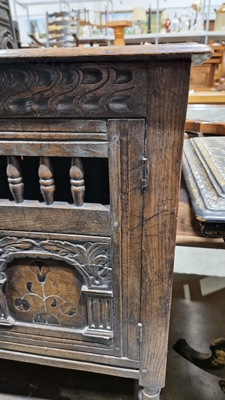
0, 63, 146, 118
0, 237, 111, 289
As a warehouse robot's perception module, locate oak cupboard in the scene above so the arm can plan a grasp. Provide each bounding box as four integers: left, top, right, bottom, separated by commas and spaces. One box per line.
0, 45, 211, 399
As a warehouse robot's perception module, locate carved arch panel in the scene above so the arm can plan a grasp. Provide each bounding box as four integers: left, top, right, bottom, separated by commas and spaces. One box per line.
0, 236, 113, 338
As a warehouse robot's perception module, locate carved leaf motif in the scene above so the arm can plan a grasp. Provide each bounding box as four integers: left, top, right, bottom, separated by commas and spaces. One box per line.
27, 282, 33, 292
0, 238, 38, 255
39, 240, 77, 255
51, 298, 57, 307
33, 313, 59, 325
14, 297, 30, 311
88, 243, 108, 259
29, 263, 50, 283
0, 237, 110, 288
0, 237, 18, 248
74, 245, 88, 265
58, 250, 69, 257
60, 302, 77, 316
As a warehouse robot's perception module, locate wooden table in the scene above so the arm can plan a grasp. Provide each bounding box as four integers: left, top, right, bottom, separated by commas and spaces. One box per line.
188, 90, 225, 104
0, 44, 211, 400
105, 20, 132, 46
175, 136, 225, 390
177, 109, 225, 248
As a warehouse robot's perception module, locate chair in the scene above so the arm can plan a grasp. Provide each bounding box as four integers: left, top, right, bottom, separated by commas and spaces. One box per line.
190, 44, 225, 90
30, 10, 80, 48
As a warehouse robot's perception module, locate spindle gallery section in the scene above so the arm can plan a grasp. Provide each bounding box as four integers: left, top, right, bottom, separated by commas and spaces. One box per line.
0, 156, 109, 206
6, 156, 84, 206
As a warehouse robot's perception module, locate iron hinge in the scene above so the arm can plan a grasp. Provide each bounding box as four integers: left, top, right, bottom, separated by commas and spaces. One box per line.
137, 322, 143, 343
140, 157, 148, 189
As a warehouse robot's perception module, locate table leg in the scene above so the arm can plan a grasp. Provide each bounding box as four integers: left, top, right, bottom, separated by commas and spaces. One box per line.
173, 338, 225, 370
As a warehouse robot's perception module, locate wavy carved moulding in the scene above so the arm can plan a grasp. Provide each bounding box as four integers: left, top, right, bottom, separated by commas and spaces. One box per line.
0, 63, 146, 118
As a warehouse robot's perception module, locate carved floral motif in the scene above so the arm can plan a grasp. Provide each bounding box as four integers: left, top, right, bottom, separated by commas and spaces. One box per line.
7, 259, 80, 327
0, 237, 111, 288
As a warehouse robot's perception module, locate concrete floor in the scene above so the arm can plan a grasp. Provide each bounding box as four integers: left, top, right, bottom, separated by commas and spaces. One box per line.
0, 273, 224, 399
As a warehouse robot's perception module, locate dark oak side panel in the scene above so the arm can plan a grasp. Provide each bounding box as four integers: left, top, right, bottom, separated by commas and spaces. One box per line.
139, 59, 191, 388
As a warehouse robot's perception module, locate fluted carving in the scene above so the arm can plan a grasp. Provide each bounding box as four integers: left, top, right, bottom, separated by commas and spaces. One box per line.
38, 157, 55, 205
7, 156, 24, 203
70, 158, 85, 206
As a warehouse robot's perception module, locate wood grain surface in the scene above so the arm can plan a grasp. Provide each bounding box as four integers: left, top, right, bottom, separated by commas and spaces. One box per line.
0, 44, 210, 395
0, 119, 107, 133
0, 44, 212, 65
0, 200, 110, 235
140, 59, 191, 389
0, 141, 108, 157
0, 63, 146, 118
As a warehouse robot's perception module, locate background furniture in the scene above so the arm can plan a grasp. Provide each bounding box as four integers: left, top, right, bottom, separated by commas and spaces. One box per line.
0, 0, 17, 48
30, 10, 80, 47
105, 19, 131, 45
175, 135, 225, 392
10, 0, 225, 47
190, 44, 225, 90
188, 91, 225, 104
0, 44, 211, 400
177, 108, 225, 248
46, 10, 80, 47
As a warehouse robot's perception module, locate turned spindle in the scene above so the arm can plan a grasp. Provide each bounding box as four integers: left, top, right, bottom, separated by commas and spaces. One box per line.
7, 156, 24, 203
38, 156, 55, 205
70, 157, 85, 207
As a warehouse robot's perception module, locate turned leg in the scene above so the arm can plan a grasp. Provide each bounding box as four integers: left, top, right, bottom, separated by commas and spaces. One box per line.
142, 388, 160, 400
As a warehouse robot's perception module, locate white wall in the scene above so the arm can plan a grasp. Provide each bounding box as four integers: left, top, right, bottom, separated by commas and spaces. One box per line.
9, 0, 222, 44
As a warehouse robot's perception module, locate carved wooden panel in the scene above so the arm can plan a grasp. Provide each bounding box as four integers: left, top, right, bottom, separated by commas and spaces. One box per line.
5, 258, 85, 327
0, 63, 146, 118
0, 237, 112, 289
0, 236, 113, 336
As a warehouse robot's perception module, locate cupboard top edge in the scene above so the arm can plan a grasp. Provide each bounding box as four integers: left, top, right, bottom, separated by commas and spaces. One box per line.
0, 43, 212, 66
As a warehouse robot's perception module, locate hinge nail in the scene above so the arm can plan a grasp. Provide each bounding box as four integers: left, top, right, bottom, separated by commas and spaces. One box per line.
140, 157, 148, 189
137, 322, 143, 343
